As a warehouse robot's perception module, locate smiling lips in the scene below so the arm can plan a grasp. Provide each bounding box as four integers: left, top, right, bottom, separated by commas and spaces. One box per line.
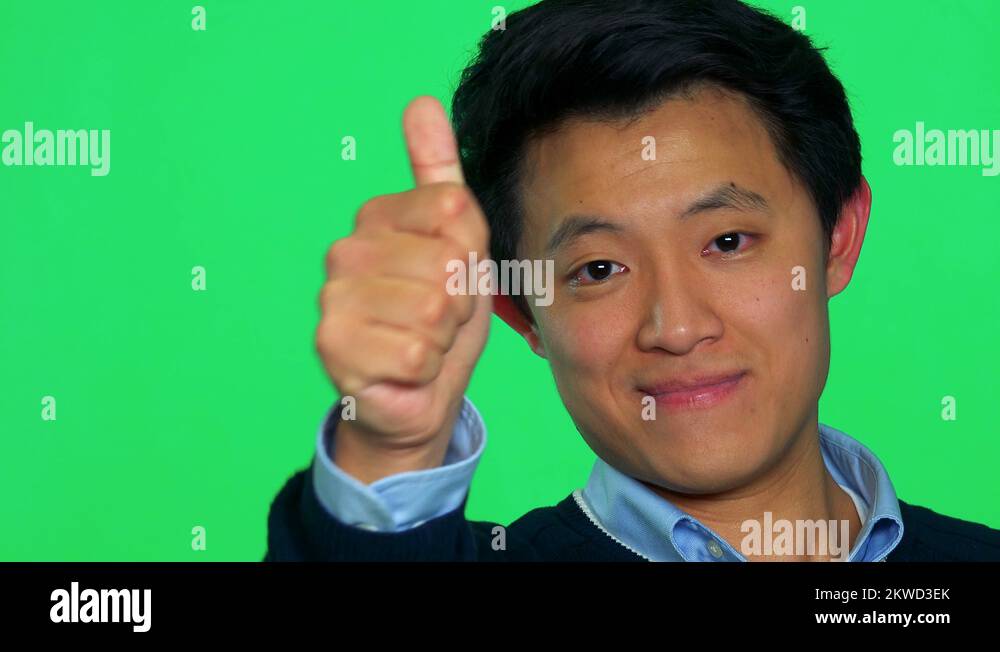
639, 371, 747, 411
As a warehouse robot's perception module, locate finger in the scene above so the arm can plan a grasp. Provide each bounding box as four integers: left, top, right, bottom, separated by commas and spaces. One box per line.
326, 230, 462, 283
324, 232, 478, 323
319, 321, 444, 391
353, 184, 489, 261
319, 277, 461, 352
403, 96, 466, 187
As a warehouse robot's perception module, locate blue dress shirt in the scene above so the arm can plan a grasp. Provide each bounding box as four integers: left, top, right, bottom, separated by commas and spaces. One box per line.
311, 397, 905, 561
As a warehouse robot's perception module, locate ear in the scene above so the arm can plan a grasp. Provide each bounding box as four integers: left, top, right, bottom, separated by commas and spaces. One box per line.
493, 294, 547, 358
826, 175, 873, 298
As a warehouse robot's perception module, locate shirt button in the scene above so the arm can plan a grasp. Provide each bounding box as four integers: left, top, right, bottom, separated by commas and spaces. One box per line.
707, 540, 724, 558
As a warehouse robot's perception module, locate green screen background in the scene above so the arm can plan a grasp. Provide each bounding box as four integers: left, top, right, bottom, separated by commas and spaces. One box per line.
1, 0, 997, 560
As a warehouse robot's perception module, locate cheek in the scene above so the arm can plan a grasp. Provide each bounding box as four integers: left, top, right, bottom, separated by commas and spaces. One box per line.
537, 306, 633, 387
724, 260, 828, 391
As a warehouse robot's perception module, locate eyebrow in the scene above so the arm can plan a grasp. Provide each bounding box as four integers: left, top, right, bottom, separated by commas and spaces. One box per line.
680, 183, 769, 219
544, 182, 769, 255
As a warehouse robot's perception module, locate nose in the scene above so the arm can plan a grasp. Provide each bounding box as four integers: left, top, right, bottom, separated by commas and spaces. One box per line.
635, 261, 724, 355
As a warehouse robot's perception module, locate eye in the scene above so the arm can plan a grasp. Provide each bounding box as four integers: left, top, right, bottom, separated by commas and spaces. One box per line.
704, 232, 755, 257
569, 260, 628, 287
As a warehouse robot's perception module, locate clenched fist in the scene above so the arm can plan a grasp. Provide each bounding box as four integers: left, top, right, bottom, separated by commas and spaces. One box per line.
316, 96, 492, 482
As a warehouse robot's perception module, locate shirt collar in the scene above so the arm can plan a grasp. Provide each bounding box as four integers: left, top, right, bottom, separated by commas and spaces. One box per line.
580, 423, 904, 561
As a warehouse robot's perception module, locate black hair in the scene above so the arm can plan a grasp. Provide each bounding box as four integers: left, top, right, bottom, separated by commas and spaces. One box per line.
451, 0, 862, 318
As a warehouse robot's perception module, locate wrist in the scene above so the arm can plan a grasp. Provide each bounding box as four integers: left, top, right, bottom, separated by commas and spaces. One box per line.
332, 414, 458, 484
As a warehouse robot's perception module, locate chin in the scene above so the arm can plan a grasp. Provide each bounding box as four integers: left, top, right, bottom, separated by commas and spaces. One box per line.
638, 439, 774, 494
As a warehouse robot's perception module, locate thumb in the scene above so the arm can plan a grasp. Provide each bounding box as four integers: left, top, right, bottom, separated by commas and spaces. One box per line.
402, 96, 466, 187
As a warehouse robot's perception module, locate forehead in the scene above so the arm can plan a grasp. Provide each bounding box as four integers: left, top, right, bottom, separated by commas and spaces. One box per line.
517, 85, 797, 252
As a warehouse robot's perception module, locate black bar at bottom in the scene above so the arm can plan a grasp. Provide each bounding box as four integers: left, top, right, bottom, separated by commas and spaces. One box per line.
0, 562, 995, 636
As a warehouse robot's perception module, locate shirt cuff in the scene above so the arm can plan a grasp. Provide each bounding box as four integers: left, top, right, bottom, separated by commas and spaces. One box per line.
310, 396, 487, 532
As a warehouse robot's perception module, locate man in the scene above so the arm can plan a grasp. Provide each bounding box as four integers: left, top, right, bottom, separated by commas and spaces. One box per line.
266, 0, 1000, 561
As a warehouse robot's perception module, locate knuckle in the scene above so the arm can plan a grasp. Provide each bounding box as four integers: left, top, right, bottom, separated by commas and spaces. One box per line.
431, 182, 468, 215
418, 290, 450, 329
326, 236, 373, 274
315, 315, 343, 350
355, 196, 385, 227
337, 373, 364, 398
314, 321, 337, 358
325, 238, 350, 273
448, 194, 490, 250
436, 203, 463, 235
401, 337, 431, 377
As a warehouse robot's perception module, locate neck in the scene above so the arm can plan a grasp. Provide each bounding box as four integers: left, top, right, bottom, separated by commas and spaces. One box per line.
641, 417, 862, 561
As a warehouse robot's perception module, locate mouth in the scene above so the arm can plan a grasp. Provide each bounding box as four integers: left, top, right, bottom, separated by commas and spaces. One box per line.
638, 371, 747, 412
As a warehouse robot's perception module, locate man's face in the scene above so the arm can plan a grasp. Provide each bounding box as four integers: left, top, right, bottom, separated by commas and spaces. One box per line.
517, 85, 835, 494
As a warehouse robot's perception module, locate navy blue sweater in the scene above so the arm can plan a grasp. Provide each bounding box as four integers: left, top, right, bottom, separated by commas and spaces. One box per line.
264, 467, 1000, 561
